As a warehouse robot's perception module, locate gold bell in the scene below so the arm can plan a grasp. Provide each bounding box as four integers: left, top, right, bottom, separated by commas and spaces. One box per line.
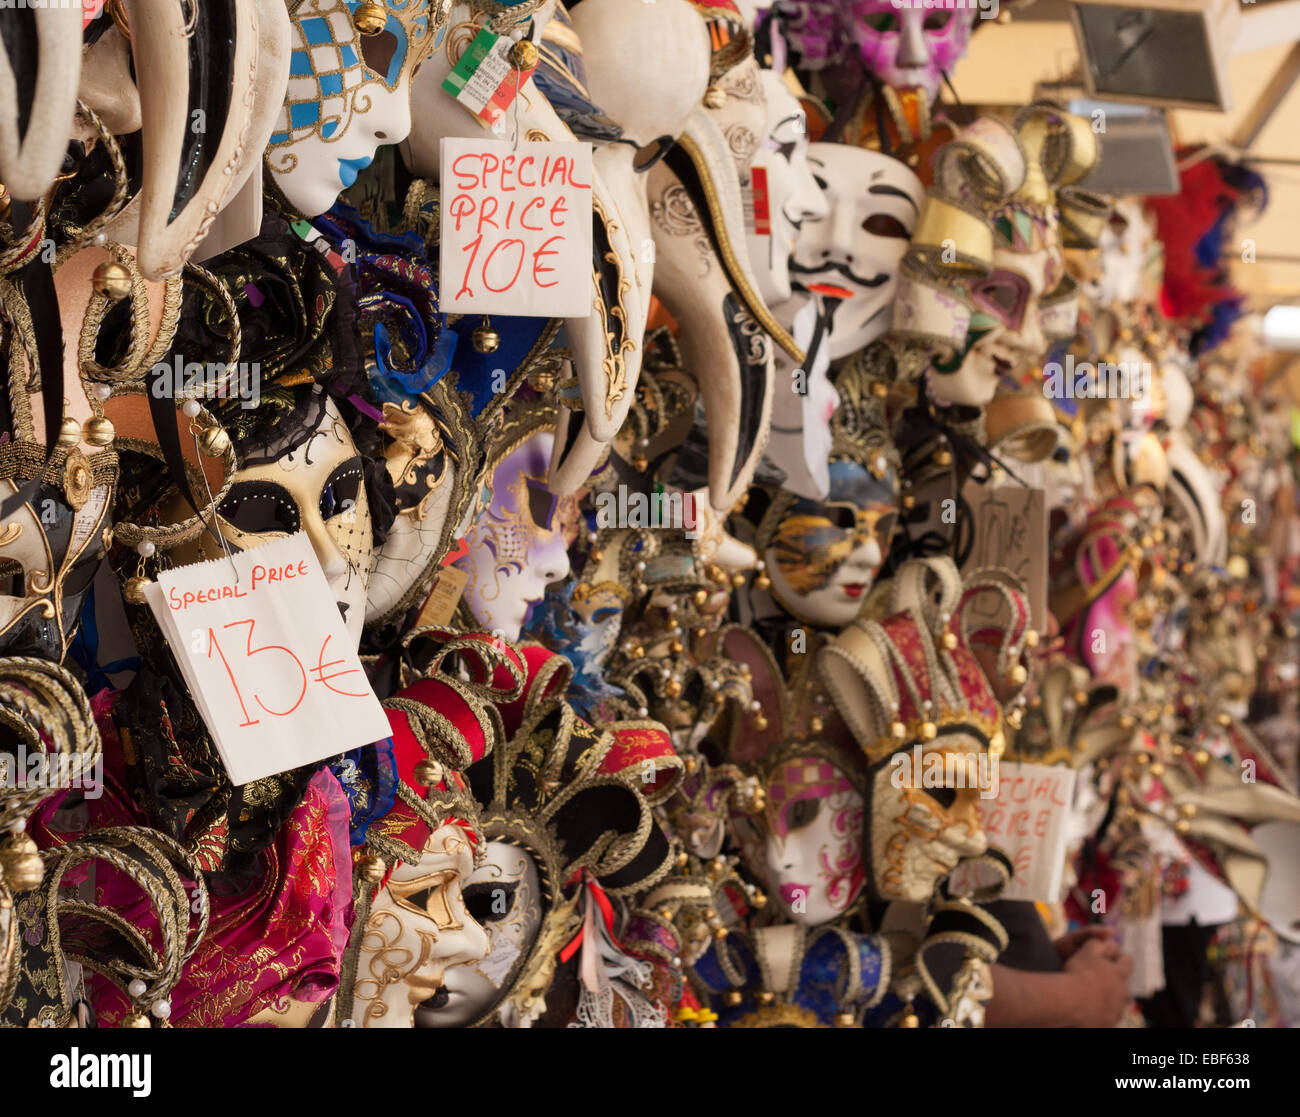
670, 639, 684, 654
755, 574, 771, 591
508, 39, 539, 72
988, 731, 1005, 760
1174, 819, 1191, 835
834, 1011, 857, 1028
1024, 629, 1039, 647
756, 991, 775, 1006
901, 494, 916, 511
941, 632, 958, 651
92, 261, 131, 301
675, 851, 689, 869
753, 714, 769, 731
0, 833, 44, 891
413, 759, 444, 787
724, 991, 743, 1007
198, 425, 231, 458
731, 573, 746, 589
920, 721, 937, 741
122, 1013, 153, 1029
472, 321, 501, 354
1009, 664, 1028, 686
900, 1004, 921, 1028
891, 720, 907, 741
353, 1, 387, 35
57, 417, 82, 448
1194, 750, 1211, 766
631, 456, 649, 472
1073, 689, 1089, 707
704, 84, 727, 109
665, 678, 683, 698
83, 417, 115, 447
123, 576, 152, 605
751, 891, 768, 909
1149, 762, 1165, 778
934, 449, 953, 467
809, 715, 824, 734
693, 589, 708, 606
870, 381, 888, 399
357, 855, 386, 885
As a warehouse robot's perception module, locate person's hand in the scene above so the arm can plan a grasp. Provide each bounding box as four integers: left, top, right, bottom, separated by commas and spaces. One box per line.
1054, 924, 1114, 962
1063, 938, 1134, 1027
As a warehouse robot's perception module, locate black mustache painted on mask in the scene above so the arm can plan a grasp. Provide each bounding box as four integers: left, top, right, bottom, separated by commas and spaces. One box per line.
789, 259, 890, 290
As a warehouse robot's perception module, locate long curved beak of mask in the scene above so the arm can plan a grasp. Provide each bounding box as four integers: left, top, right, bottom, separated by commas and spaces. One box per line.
0, 2, 83, 200
647, 109, 788, 512
102, 0, 286, 278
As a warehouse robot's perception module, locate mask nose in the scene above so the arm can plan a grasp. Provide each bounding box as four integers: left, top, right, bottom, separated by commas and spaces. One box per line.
302, 508, 350, 584
897, 16, 931, 70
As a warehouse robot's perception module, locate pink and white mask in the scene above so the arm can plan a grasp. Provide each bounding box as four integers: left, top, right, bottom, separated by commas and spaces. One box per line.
456, 429, 572, 641
730, 755, 865, 926
846, 2, 977, 105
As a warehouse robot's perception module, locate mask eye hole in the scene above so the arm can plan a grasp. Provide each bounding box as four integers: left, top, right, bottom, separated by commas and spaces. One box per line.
863, 213, 908, 239
219, 482, 300, 535
462, 880, 519, 924
525, 480, 556, 532
320, 458, 364, 521
928, 787, 957, 810
785, 798, 821, 831
358, 28, 400, 84
0, 558, 25, 598
864, 12, 898, 32
924, 11, 953, 31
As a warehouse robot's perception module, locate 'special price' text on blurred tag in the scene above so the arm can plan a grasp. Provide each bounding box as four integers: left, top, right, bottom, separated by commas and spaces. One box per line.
144, 533, 391, 786
439, 136, 593, 318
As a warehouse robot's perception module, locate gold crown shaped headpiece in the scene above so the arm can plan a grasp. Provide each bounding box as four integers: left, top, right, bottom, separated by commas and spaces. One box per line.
1006, 661, 1132, 769
892, 104, 1109, 355
819, 557, 1033, 767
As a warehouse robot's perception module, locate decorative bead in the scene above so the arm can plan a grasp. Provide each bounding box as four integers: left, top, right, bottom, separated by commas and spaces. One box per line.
472, 322, 501, 353
123, 576, 151, 605
92, 261, 131, 300
57, 417, 82, 448
1008, 664, 1028, 686
941, 632, 958, 650
835, 1011, 857, 1028
1194, 750, 1211, 766
590, 549, 604, 563
693, 589, 708, 606
353, 1, 387, 35
732, 573, 746, 588
891, 721, 907, 740
920, 722, 937, 741
934, 449, 953, 467
413, 759, 444, 787
128, 979, 147, 998
724, 991, 743, 1007
900, 1005, 921, 1028
91, 383, 113, 401
357, 855, 386, 884
150, 999, 172, 1020
755, 574, 771, 591
198, 425, 231, 458
809, 716, 824, 734
136, 541, 156, 558
123, 1013, 152, 1029
1024, 629, 1039, 647
752, 891, 768, 909
83, 417, 115, 447
181, 398, 202, 418
756, 991, 775, 1006
0, 833, 43, 891
665, 678, 683, 698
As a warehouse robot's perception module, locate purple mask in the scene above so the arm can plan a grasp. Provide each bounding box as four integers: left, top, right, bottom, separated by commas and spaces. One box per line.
846, 2, 976, 105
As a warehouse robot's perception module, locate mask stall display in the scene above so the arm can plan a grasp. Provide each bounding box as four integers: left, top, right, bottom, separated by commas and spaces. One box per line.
2, 0, 1300, 1039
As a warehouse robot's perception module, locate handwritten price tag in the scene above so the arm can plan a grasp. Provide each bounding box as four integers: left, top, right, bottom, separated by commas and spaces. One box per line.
144, 533, 391, 786
439, 136, 593, 318
947, 761, 1077, 902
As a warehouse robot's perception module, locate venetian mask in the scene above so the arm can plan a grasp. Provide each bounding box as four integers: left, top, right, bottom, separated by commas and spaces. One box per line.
750, 71, 828, 307
791, 143, 922, 360
268, 0, 447, 217
929, 203, 1069, 407
731, 754, 865, 925
762, 457, 899, 628
413, 838, 543, 1027
845, 2, 976, 106
351, 821, 489, 1027
765, 299, 840, 500
212, 396, 374, 648
868, 736, 989, 902
456, 422, 573, 641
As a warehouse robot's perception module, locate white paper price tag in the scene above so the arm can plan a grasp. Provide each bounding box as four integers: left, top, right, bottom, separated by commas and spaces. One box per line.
144, 533, 391, 786
439, 136, 593, 318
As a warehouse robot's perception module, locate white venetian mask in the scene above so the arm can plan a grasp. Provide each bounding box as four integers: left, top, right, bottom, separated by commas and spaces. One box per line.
791, 143, 922, 360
